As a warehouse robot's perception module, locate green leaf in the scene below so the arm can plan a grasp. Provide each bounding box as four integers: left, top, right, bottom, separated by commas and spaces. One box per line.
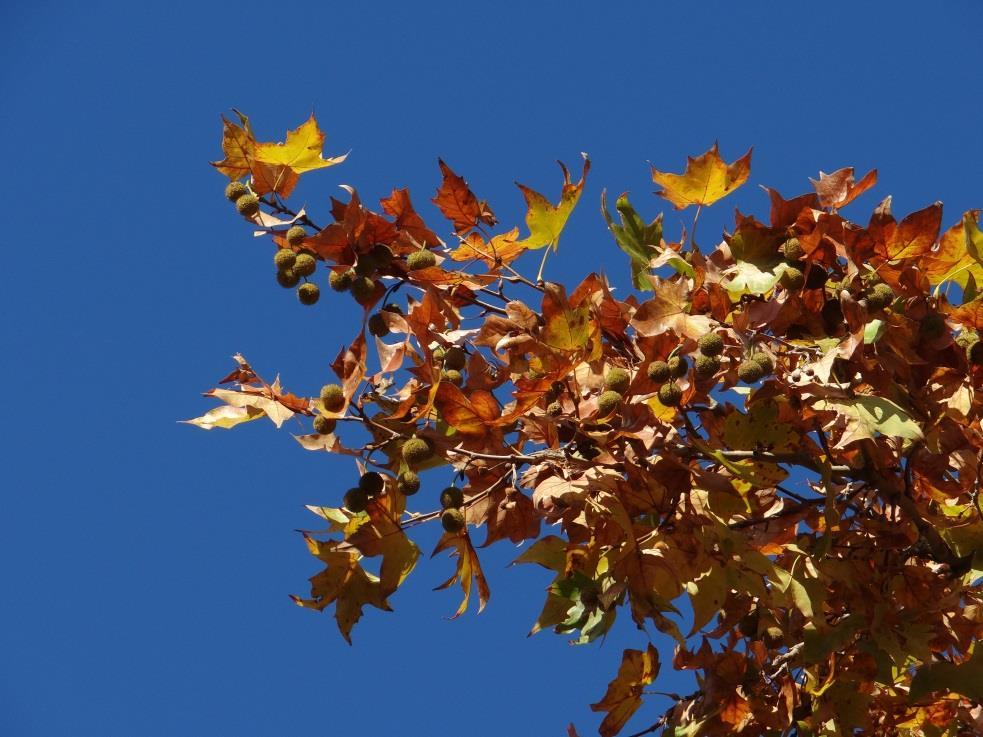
910, 647, 983, 702
601, 190, 663, 291
812, 394, 924, 447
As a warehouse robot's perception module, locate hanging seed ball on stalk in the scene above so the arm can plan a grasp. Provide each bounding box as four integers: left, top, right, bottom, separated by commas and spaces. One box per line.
368, 244, 394, 269
312, 415, 336, 435
658, 382, 683, 406
738, 359, 766, 384
647, 360, 671, 384
440, 486, 464, 509
358, 472, 385, 495
235, 193, 260, 217
350, 276, 377, 304
440, 507, 466, 534
343, 487, 369, 514
397, 470, 421, 496
293, 252, 317, 278
225, 181, 250, 202
597, 390, 623, 416
329, 268, 355, 292
285, 226, 307, 247
320, 383, 345, 412
274, 248, 297, 271
668, 355, 688, 378
276, 269, 300, 288
297, 283, 320, 305
866, 283, 895, 311
401, 436, 432, 467
782, 237, 804, 262
604, 367, 630, 394
780, 267, 804, 290
697, 332, 724, 357
443, 346, 467, 371
750, 352, 774, 376
407, 249, 437, 271
442, 369, 464, 386
694, 354, 721, 379
546, 401, 563, 417
368, 313, 389, 338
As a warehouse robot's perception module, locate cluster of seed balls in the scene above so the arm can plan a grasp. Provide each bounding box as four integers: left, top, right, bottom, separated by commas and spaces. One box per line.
225, 180, 260, 219
433, 345, 467, 386
328, 244, 437, 310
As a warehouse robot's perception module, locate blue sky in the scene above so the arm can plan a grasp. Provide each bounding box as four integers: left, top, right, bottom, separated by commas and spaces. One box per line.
1, 2, 981, 735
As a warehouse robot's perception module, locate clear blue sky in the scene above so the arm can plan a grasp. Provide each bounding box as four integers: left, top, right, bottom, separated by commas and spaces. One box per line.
2, 2, 981, 735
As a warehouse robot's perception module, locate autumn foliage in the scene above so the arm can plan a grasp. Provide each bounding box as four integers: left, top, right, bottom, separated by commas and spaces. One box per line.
190, 111, 983, 736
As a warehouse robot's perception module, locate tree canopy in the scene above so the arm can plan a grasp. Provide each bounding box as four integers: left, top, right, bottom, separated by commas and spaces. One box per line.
188, 111, 983, 736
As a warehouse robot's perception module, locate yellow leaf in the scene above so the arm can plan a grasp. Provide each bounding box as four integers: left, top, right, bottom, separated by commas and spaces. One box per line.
515, 155, 590, 251
723, 400, 799, 451
651, 143, 752, 210
432, 531, 490, 618
254, 114, 347, 174
590, 644, 660, 737
924, 211, 983, 289
181, 404, 264, 430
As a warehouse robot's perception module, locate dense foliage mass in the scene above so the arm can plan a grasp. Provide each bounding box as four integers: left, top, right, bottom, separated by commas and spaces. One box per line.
189, 111, 983, 736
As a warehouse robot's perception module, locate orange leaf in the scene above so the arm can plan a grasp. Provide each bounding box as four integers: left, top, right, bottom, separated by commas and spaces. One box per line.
432, 159, 497, 233
810, 166, 877, 209
651, 143, 752, 209
590, 644, 660, 737
432, 531, 490, 617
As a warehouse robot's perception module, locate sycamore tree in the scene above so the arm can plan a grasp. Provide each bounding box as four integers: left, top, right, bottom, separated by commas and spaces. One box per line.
187, 111, 983, 736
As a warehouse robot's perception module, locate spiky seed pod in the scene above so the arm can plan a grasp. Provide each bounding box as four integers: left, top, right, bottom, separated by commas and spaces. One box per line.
597, 390, 623, 416
969, 341, 983, 366
369, 244, 393, 268
320, 384, 345, 412
440, 486, 464, 509
343, 487, 370, 514
780, 267, 804, 290
658, 382, 683, 406
782, 237, 804, 262
805, 266, 829, 290
297, 283, 320, 305
694, 354, 721, 379
443, 346, 466, 370
235, 193, 260, 217
312, 415, 336, 435
697, 332, 724, 357
358, 472, 385, 495
956, 331, 979, 349
919, 313, 947, 339
350, 276, 377, 304
738, 360, 766, 384
276, 269, 300, 288
401, 437, 432, 467
604, 367, 630, 394
329, 268, 355, 292
442, 369, 464, 386
647, 360, 671, 384
867, 283, 895, 311
750, 352, 774, 375
285, 226, 306, 247
763, 626, 785, 648
738, 609, 760, 639
274, 248, 297, 271
440, 507, 466, 534
225, 181, 250, 201
397, 470, 421, 496
432, 346, 447, 364
293, 253, 317, 278
546, 401, 562, 417
368, 313, 389, 338
407, 249, 437, 271
668, 355, 688, 378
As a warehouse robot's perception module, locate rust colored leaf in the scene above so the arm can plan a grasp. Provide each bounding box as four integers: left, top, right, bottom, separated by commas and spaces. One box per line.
590, 644, 660, 737
432, 159, 497, 233
810, 166, 877, 209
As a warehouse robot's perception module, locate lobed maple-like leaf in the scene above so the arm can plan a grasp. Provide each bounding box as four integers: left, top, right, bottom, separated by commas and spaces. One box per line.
515, 155, 590, 251
432, 159, 497, 234
651, 142, 752, 209
590, 645, 660, 737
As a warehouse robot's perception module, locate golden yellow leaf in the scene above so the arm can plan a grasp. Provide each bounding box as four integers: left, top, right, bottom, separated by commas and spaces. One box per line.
651, 142, 752, 209
253, 114, 348, 174
515, 155, 590, 251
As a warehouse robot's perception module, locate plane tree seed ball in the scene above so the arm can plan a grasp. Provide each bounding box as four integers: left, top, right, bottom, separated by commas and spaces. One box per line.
697, 333, 724, 357
343, 487, 369, 514
443, 346, 466, 370
235, 193, 260, 217
780, 267, 804, 290
694, 354, 721, 379
407, 250, 437, 271
285, 226, 307, 247
441, 507, 466, 534
368, 313, 389, 338
969, 341, 983, 366
276, 269, 300, 288
320, 384, 345, 412
312, 415, 336, 435
440, 486, 464, 509
546, 401, 562, 417
369, 244, 393, 268
297, 283, 320, 305
658, 382, 682, 406
358, 472, 385, 495
668, 355, 688, 378
225, 181, 250, 201
401, 437, 432, 466
604, 367, 630, 394
329, 268, 355, 292
647, 360, 671, 384
274, 248, 297, 271
738, 360, 765, 383
350, 276, 377, 304
293, 253, 317, 277
597, 390, 622, 416
867, 283, 895, 311
750, 352, 774, 375
442, 369, 464, 386
397, 471, 421, 496
782, 237, 804, 262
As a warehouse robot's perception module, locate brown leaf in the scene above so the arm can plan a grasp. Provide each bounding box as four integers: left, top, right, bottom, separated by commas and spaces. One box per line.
590, 644, 660, 737
810, 166, 877, 209
432, 159, 497, 233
